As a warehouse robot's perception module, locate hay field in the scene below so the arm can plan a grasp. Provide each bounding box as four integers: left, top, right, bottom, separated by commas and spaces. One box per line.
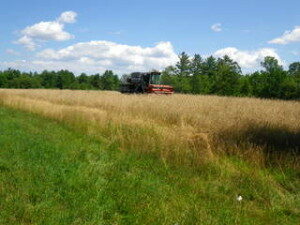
0, 89, 299, 167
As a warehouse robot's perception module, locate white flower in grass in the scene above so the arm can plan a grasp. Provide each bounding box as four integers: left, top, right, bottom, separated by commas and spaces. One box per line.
237, 195, 243, 202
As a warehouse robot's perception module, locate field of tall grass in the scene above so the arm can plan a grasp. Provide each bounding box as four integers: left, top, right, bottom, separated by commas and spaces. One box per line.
0, 89, 299, 167
0, 89, 299, 224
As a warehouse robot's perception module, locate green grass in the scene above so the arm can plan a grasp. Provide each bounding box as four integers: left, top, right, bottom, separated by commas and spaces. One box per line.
0, 106, 298, 225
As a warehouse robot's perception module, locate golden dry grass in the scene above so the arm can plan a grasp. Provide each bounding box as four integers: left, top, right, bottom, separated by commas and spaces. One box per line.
0, 89, 299, 167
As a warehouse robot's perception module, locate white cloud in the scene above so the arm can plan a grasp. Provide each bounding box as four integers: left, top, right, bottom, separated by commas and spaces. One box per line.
214, 47, 283, 69
21, 21, 73, 41
15, 11, 76, 51
14, 36, 37, 51
211, 23, 222, 32
58, 11, 77, 23
2, 41, 177, 74
269, 26, 300, 44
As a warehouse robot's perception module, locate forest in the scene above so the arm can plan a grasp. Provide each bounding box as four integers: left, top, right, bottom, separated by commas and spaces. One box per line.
0, 53, 299, 100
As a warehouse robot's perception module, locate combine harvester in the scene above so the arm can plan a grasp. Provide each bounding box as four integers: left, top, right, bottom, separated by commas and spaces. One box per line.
120, 71, 174, 94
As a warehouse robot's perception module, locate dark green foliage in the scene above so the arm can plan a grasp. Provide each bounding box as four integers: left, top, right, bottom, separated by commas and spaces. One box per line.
176, 52, 191, 77
8, 75, 41, 89
280, 77, 299, 99
191, 74, 211, 94
40, 70, 58, 88
0, 68, 120, 91
261, 56, 283, 73
210, 56, 241, 96
162, 54, 300, 100
202, 56, 218, 77
100, 70, 120, 90
238, 76, 253, 97
190, 55, 212, 94
90, 74, 101, 89
56, 70, 76, 89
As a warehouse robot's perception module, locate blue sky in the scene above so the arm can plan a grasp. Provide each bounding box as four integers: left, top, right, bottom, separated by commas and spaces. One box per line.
0, 0, 299, 74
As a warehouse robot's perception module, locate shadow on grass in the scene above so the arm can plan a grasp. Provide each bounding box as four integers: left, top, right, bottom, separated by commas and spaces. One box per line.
244, 123, 300, 154
216, 122, 300, 167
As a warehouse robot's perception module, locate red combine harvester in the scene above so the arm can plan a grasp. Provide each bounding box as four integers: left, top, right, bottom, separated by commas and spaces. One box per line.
120, 71, 174, 94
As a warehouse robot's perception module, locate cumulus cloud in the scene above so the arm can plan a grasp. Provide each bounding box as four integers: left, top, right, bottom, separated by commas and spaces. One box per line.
57, 11, 77, 23
21, 21, 73, 41
269, 26, 300, 44
15, 11, 77, 51
211, 23, 222, 32
214, 47, 283, 69
14, 36, 37, 51
2, 41, 177, 74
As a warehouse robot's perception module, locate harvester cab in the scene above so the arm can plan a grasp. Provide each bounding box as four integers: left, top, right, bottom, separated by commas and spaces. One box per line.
120, 71, 174, 94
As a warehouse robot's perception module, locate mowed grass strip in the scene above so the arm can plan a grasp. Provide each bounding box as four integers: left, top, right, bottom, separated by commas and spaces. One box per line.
0, 107, 298, 225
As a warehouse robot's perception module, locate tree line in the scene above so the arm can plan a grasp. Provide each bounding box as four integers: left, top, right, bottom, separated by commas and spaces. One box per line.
0, 53, 299, 100
0, 69, 120, 91
162, 53, 300, 100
